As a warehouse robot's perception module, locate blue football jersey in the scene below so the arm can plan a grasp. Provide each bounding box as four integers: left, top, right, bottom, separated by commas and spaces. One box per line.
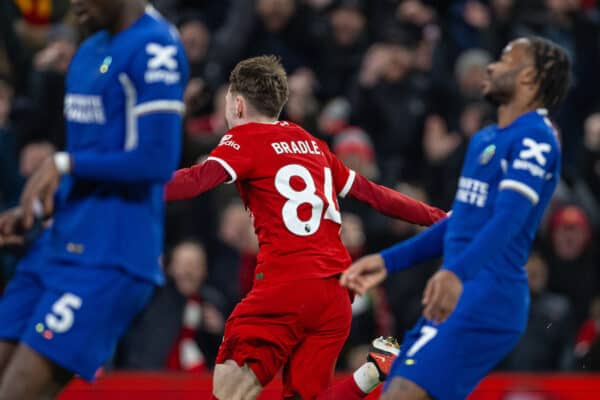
445, 109, 560, 281
36, 7, 188, 283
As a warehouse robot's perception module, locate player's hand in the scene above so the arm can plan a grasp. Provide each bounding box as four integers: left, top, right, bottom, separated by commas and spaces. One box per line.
340, 254, 388, 296
0, 207, 25, 247
422, 269, 463, 324
19, 156, 60, 229
359, 45, 391, 87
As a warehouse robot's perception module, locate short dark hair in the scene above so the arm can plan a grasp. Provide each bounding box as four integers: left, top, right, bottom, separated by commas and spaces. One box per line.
527, 37, 571, 108
229, 55, 289, 118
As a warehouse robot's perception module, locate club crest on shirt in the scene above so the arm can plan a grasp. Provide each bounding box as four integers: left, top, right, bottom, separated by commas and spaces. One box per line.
479, 144, 496, 165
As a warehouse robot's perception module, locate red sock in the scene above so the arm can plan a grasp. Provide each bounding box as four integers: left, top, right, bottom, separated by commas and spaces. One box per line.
316, 376, 367, 400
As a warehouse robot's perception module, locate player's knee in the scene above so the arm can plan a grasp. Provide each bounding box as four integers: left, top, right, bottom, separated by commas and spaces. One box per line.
380, 377, 430, 400
213, 360, 262, 400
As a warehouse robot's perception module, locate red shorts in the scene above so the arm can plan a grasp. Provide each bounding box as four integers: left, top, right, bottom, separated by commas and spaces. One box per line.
215, 277, 352, 399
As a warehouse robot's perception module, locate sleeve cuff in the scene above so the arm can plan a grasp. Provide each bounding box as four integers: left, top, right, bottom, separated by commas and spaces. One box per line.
380, 249, 395, 272
442, 264, 466, 282
206, 156, 237, 184
53, 152, 72, 175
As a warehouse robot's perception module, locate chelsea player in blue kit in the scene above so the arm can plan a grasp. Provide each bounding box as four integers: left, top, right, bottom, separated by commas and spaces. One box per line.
0, 0, 187, 398
341, 37, 571, 400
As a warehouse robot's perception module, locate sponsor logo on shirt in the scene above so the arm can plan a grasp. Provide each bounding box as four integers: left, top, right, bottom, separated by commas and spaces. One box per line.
145, 43, 180, 84
512, 159, 546, 178
218, 134, 240, 150
455, 177, 489, 207
64, 94, 106, 124
513, 138, 553, 179
519, 138, 551, 166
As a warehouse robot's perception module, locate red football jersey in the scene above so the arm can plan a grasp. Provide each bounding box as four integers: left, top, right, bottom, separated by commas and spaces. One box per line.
208, 121, 355, 282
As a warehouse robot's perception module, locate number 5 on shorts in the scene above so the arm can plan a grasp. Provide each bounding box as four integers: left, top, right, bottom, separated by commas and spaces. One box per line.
406, 326, 437, 357
45, 293, 82, 333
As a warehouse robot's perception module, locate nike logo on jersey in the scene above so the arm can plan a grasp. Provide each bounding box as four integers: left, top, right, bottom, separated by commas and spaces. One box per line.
519, 138, 551, 166
145, 43, 180, 84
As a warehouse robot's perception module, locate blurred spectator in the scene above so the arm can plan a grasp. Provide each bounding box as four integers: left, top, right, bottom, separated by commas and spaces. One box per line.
544, 205, 597, 325
208, 0, 311, 86
152, 0, 229, 30
182, 83, 228, 164
317, 97, 351, 136
312, 1, 369, 100
575, 112, 600, 226
339, 212, 393, 371
448, 0, 495, 56
341, 212, 367, 260
574, 296, 600, 363
0, 77, 21, 287
10, 0, 70, 50
284, 67, 319, 132
350, 25, 430, 182
21, 25, 76, 149
422, 100, 492, 209
455, 49, 491, 101
368, 182, 440, 335
332, 126, 379, 181
525, 0, 600, 171
114, 241, 227, 371
0, 78, 21, 211
502, 253, 574, 371
178, 14, 211, 78
210, 201, 259, 304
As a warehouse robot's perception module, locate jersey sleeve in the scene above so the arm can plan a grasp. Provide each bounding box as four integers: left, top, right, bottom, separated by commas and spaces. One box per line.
498, 128, 559, 205
321, 140, 355, 197
207, 132, 254, 183
70, 36, 188, 183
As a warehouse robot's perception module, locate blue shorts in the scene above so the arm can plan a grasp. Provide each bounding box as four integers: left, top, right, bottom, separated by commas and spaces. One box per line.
0, 259, 154, 381
385, 316, 522, 400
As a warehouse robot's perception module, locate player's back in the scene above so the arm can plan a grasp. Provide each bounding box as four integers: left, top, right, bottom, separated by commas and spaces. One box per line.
209, 121, 353, 282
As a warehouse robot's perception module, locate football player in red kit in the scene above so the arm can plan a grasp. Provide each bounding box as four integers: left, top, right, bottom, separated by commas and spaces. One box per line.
165, 55, 446, 400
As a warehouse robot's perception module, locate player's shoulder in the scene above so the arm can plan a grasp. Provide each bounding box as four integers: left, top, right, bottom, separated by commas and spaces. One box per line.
75, 30, 107, 56
507, 109, 560, 152
129, 6, 182, 46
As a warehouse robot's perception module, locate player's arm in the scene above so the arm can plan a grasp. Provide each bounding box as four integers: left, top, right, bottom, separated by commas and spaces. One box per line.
347, 174, 447, 225
443, 132, 558, 282
166, 131, 253, 200
340, 206, 448, 295
64, 41, 188, 183
325, 143, 446, 225
164, 159, 230, 201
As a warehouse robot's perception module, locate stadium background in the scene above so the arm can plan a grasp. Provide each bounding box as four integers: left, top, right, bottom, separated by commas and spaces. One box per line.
0, 0, 599, 397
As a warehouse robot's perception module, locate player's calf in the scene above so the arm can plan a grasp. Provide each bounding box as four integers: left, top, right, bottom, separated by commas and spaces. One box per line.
380, 377, 430, 400
0, 341, 17, 380
213, 359, 262, 400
